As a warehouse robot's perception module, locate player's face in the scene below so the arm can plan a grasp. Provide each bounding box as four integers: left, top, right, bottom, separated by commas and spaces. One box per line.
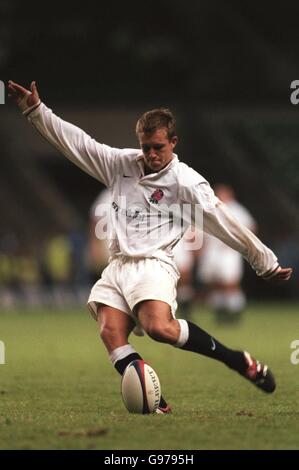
139, 128, 177, 173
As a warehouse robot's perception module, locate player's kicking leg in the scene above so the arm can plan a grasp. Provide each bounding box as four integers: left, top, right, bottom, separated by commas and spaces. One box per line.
137, 300, 276, 394
97, 305, 171, 413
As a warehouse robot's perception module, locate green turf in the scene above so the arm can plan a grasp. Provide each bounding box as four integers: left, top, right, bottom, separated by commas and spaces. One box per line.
0, 302, 299, 450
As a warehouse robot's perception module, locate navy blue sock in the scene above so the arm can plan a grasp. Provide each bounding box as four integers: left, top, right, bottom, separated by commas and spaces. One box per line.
114, 352, 142, 375
181, 321, 247, 373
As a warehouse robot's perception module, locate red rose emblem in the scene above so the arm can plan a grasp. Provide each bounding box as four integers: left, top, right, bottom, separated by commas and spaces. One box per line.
149, 189, 164, 204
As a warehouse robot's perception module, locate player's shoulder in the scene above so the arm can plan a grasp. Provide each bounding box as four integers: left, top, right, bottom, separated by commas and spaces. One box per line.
174, 161, 217, 206
113, 148, 141, 172
174, 161, 208, 187
118, 148, 141, 160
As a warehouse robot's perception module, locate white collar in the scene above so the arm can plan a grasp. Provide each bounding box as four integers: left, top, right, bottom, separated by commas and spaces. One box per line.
136, 154, 179, 178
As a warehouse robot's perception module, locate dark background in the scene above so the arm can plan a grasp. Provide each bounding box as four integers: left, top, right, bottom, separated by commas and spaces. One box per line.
1, 0, 299, 300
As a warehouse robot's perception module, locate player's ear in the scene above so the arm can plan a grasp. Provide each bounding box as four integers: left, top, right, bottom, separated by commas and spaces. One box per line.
171, 136, 178, 149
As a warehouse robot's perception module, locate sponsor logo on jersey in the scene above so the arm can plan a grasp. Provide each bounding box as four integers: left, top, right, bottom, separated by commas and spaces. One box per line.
112, 201, 145, 221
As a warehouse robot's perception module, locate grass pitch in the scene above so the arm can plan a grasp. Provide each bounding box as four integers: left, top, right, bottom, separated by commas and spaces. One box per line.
0, 302, 299, 450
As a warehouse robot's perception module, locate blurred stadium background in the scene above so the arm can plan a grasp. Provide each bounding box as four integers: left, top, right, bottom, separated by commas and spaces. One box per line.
1, 0, 299, 309
1, 0, 299, 451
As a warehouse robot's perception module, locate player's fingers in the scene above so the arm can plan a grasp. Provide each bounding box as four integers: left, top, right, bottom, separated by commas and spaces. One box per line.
8, 80, 28, 95
278, 275, 291, 281
7, 84, 24, 102
7, 82, 18, 93
281, 268, 292, 276
7, 82, 17, 93
7, 85, 17, 96
281, 269, 292, 280
30, 81, 38, 95
272, 268, 292, 281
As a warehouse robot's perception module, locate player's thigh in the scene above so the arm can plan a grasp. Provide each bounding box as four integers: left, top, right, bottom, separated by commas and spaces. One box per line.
136, 300, 180, 342
98, 304, 135, 349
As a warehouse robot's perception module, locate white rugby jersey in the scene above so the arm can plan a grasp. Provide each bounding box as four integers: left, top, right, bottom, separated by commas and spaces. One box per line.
27, 104, 278, 277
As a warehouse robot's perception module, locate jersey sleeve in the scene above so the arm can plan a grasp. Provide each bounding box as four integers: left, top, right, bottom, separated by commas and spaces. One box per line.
26, 103, 120, 187
178, 170, 279, 277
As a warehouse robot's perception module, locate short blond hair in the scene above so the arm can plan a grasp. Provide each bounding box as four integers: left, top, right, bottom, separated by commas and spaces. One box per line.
136, 108, 176, 140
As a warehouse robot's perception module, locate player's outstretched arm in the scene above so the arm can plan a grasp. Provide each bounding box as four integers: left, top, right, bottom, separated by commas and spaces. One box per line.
178, 170, 294, 283
8, 80, 40, 113
203, 204, 294, 283
8, 80, 118, 187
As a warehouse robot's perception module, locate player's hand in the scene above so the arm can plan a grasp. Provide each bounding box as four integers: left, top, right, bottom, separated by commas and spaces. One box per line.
8, 80, 40, 113
264, 266, 293, 282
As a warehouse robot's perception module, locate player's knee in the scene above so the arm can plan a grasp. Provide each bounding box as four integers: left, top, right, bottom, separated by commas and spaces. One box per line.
146, 323, 165, 342
145, 320, 178, 344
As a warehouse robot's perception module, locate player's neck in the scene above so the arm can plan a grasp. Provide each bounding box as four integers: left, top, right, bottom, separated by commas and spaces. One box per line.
143, 157, 174, 175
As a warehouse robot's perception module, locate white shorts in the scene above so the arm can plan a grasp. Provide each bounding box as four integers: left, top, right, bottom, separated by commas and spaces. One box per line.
87, 256, 179, 322
173, 243, 194, 272
199, 251, 243, 284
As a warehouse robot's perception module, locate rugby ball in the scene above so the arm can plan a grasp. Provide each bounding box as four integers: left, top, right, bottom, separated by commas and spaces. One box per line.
121, 360, 161, 414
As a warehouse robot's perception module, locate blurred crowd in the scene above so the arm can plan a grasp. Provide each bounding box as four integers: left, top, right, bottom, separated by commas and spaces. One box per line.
0, 229, 91, 309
